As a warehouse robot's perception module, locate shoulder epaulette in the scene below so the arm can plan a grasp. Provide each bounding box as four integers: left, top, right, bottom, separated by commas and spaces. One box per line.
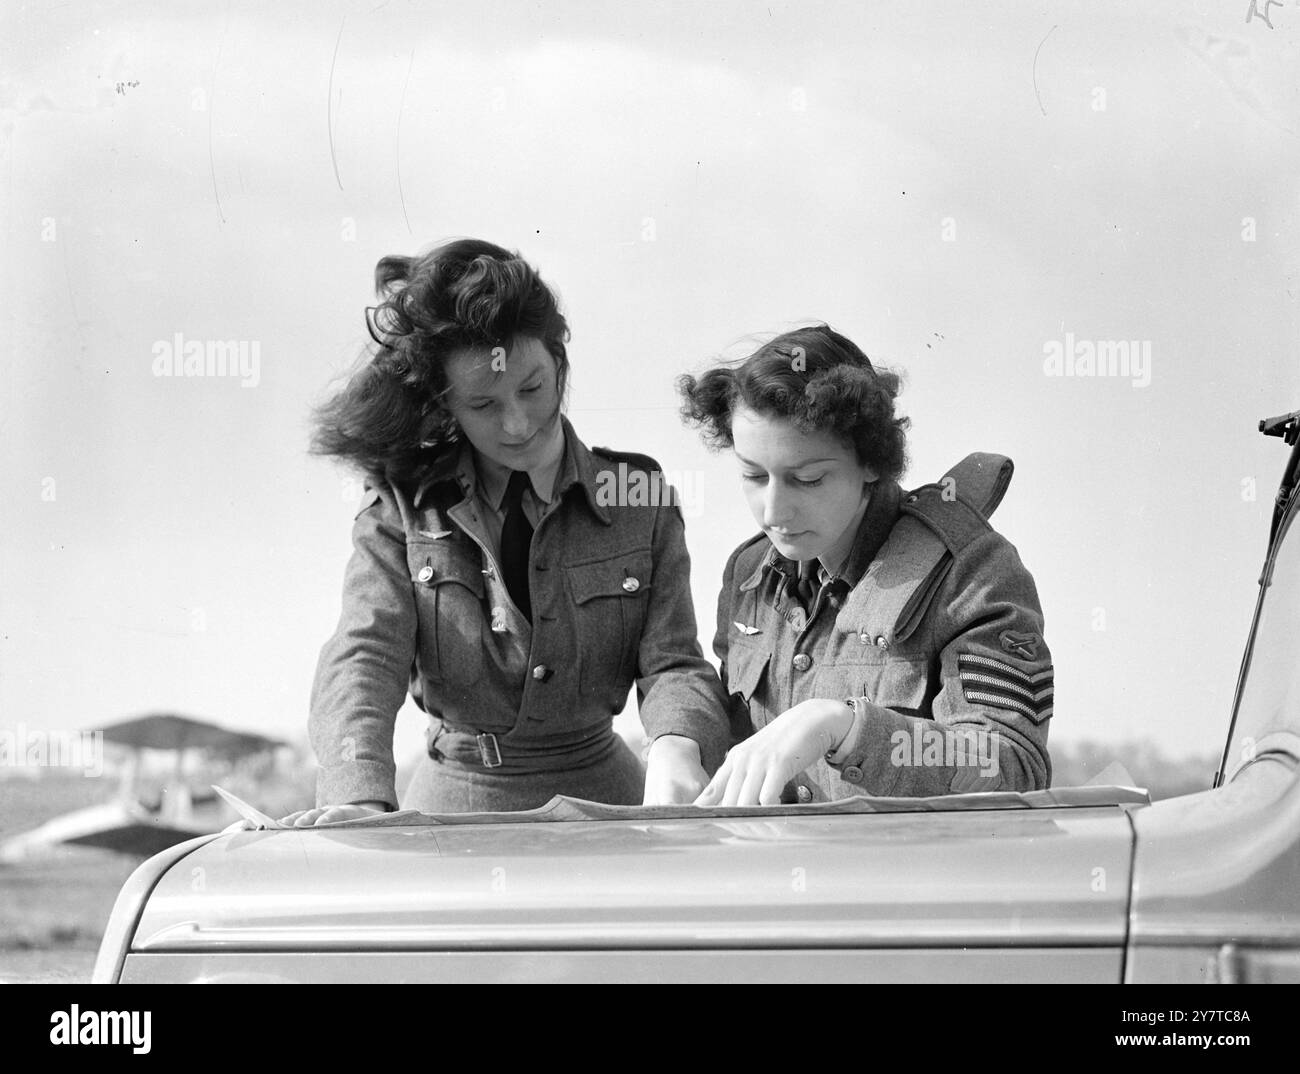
901, 453, 1014, 556
590, 445, 664, 473
835, 453, 1014, 646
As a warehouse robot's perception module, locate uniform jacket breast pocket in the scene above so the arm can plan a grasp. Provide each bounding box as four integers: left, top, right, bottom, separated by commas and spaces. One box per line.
406, 542, 486, 687
861, 657, 932, 719
565, 550, 653, 691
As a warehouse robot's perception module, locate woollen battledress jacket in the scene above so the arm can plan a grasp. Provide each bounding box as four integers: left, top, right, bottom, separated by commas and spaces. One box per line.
716, 453, 1055, 802
310, 417, 730, 813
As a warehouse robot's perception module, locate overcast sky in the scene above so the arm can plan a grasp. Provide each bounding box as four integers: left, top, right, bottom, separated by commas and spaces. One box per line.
2, 0, 1298, 774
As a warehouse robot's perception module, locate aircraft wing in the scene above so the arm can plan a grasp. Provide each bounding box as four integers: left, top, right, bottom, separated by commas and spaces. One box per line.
91, 713, 283, 755
0, 800, 211, 860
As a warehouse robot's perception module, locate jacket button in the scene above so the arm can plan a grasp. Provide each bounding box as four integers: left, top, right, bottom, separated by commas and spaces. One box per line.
858, 630, 872, 644
417, 566, 434, 583
906, 494, 918, 504
792, 653, 812, 672
532, 664, 550, 681
622, 577, 640, 593
843, 765, 864, 783
875, 635, 890, 650
796, 785, 813, 803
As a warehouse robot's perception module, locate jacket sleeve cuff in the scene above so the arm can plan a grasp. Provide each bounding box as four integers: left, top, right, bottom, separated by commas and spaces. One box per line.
315, 758, 397, 813
823, 699, 912, 796
347, 799, 398, 812
642, 714, 727, 775
826, 698, 867, 764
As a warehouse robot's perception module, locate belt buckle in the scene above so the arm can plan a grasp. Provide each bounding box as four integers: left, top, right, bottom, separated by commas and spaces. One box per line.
477, 732, 503, 769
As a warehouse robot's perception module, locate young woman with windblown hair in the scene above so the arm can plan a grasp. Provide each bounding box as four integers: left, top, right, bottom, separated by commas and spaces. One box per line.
286, 238, 728, 823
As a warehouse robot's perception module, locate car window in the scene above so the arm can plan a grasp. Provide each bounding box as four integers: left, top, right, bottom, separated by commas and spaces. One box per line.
1222, 496, 1300, 781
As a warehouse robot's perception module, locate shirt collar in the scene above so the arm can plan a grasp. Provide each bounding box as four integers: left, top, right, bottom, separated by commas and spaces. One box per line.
472, 433, 566, 511
737, 479, 902, 593
413, 416, 611, 524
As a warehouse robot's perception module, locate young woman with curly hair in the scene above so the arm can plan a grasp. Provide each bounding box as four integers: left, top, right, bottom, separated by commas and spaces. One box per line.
288, 238, 729, 823
679, 325, 1054, 807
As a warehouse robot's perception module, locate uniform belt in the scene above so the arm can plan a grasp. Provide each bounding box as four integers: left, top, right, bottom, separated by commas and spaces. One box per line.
426, 719, 617, 773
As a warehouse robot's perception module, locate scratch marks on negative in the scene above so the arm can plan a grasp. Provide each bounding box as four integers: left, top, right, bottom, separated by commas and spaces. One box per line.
208, 5, 231, 224
328, 17, 346, 191
396, 49, 414, 236
1032, 24, 1058, 117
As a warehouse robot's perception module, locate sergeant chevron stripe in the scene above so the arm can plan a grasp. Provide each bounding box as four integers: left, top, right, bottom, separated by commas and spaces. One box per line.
958, 653, 1054, 724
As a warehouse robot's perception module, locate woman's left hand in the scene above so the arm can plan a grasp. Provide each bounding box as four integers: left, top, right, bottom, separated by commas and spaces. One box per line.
279, 803, 387, 827
694, 699, 854, 807
642, 735, 709, 805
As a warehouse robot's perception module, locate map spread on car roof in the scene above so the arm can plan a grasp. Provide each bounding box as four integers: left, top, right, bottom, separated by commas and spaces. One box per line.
213, 784, 1151, 830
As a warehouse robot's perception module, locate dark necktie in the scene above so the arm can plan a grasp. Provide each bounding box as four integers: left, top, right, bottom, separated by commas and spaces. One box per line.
794, 560, 820, 613
500, 470, 534, 622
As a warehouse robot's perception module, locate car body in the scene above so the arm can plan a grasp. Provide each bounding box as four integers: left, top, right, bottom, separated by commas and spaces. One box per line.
92, 412, 1300, 984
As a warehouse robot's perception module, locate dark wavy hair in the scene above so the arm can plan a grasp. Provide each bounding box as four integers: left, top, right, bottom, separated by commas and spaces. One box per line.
678, 325, 909, 483
311, 238, 570, 486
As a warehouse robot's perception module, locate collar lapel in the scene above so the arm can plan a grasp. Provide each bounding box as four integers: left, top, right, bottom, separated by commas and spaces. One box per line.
560, 416, 613, 525
840, 479, 902, 587
413, 443, 470, 510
